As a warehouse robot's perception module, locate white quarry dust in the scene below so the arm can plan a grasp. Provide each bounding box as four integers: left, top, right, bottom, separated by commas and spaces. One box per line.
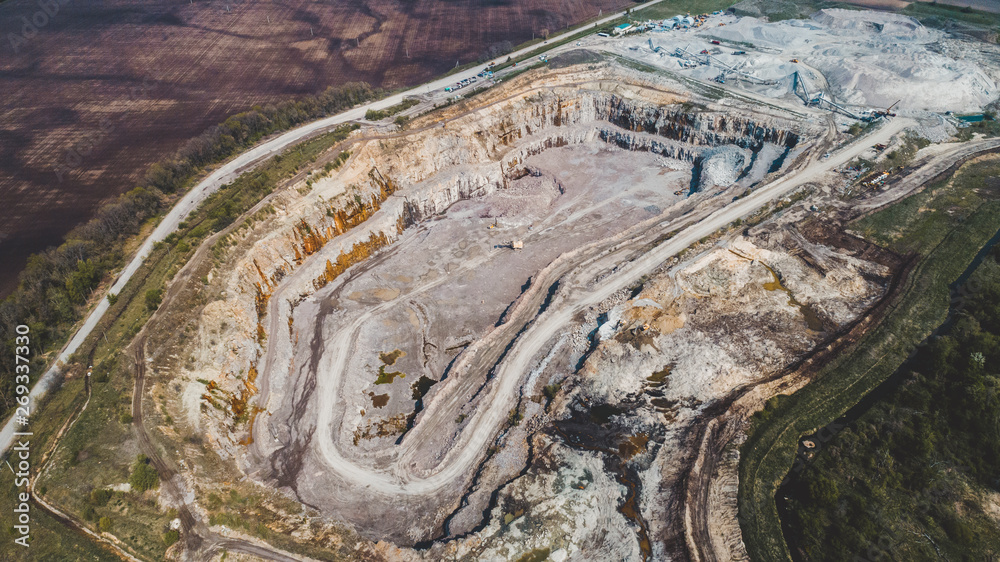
616, 8, 1000, 113
433, 438, 641, 561
700, 146, 751, 190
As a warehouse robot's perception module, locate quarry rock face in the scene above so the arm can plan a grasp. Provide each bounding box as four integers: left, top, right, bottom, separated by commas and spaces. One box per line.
216, 79, 808, 376
167, 61, 877, 558
699, 146, 752, 189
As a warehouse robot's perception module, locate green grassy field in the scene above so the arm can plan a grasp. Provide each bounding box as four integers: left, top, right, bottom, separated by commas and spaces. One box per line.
739, 155, 1000, 562
780, 253, 1000, 560
634, 0, 737, 20
903, 1, 1000, 28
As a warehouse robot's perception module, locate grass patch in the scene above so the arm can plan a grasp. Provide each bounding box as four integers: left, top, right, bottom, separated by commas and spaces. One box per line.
738, 155, 1000, 562
204, 485, 356, 560
854, 157, 1000, 253
781, 254, 1000, 560
364, 97, 420, 121
635, 0, 737, 20
903, 1, 1000, 28
0, 495, 120, 560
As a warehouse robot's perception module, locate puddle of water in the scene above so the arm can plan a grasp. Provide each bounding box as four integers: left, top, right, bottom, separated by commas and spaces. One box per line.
379, 349, 406, 365
375, 366, 405, 385
618, 433, 649, 460
410, 376, 436, 400
368, 392, 389, 408
513, 548, 550, 562
646, 365, 672, 386
553, 412, 653, 561
761, 264, 825, 332
589, 403, 627, 425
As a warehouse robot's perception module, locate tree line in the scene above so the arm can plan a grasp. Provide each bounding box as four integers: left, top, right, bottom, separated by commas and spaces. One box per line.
782, 247, 1000, 561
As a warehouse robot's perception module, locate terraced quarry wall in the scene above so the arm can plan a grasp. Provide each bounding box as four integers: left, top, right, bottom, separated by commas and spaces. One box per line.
151, 64, 850, 557
225, 79, 807, 369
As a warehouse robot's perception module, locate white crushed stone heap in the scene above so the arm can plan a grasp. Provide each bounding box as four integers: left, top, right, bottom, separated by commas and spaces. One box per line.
656, 8, 1000, 113
699, 146, 750, 191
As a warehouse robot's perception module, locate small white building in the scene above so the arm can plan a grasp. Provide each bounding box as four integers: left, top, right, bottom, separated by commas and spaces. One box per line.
613, 23, 634, 36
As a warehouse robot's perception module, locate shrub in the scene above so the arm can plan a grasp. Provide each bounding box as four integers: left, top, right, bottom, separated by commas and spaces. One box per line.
90, 488, 112, 506
98, 516, 112, 532
163, 529, 180, 546
129, 454, 159, 492
145, 288, 163, 311
543, 383, 562, 400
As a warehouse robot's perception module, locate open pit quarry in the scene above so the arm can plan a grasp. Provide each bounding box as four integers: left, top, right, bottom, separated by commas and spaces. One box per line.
134, 9, 1000, 562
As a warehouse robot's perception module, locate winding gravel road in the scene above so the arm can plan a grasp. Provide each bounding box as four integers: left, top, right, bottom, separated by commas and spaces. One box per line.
265, 117, 911, 498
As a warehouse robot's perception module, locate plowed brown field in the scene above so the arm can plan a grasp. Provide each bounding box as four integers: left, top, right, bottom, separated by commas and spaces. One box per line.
0, 0, 627, 296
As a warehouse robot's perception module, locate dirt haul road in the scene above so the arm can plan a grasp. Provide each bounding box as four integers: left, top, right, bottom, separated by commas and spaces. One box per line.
0, 0, 678, 459
262, 117, 911, 501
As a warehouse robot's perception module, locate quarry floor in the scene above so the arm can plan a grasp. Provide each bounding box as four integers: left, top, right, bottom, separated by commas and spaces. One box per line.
239, 107, 908, 557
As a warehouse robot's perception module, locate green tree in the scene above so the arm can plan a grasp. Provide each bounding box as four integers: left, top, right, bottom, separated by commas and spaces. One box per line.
163, 529, 180, 546
90, 488, 111, 506
98, 516, 112, 532
65, 259, 101, 304
806, 475, 838, 505
145, 288, 163, 312
129, 454, 159, 492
